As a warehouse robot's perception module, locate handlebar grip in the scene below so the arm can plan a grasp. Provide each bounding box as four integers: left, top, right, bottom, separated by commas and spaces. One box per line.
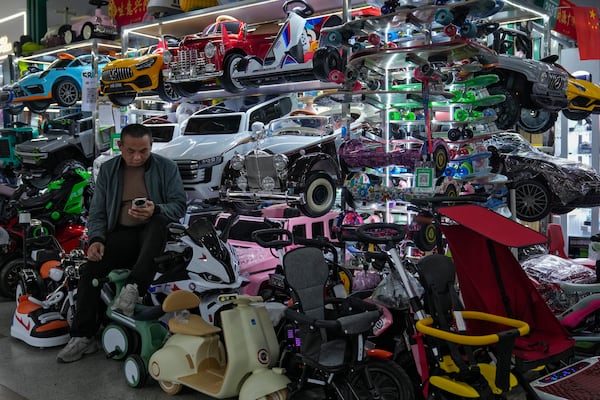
252, 228, 293, 248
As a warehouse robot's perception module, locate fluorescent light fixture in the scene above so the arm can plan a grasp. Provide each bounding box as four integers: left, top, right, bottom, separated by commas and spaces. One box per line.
503, 0, 549, 21
0, 11, 27, 34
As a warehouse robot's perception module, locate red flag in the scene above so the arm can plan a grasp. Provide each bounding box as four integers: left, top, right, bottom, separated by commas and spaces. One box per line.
573, 7, 600, 60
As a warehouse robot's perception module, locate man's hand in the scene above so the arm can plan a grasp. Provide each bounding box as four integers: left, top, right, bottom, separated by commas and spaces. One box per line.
128, 199, 155, 221
87, 242, 105, 262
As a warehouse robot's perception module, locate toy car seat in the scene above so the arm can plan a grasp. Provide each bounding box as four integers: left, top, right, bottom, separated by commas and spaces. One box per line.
414, 254, 529, 399
282, 246, 380, 391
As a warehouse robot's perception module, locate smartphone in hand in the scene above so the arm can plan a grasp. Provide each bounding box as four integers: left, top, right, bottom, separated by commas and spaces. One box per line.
132, 197, 148, 209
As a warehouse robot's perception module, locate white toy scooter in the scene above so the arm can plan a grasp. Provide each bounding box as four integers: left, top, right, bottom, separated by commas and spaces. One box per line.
149, 291, 290, 399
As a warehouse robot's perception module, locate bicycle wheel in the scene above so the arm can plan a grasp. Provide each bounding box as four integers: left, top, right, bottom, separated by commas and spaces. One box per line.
348, 358, 415, 400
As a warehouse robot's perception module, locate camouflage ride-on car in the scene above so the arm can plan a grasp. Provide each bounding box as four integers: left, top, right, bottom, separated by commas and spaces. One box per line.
220, 114, 342, 217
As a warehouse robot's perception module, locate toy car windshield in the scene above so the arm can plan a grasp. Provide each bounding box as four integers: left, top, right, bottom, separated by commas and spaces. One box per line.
267, 115, 331, 136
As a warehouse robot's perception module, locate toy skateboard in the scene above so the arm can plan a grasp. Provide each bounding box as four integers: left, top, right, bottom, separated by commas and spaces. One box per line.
392, 110, 498, 141
320, 0, 500, 51
313, 89, 454, 110
392, 73, 498, 93
338, 39, 497, 88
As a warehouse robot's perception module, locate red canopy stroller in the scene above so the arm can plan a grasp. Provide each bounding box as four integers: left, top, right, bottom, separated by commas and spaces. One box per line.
438, 204, 600, 400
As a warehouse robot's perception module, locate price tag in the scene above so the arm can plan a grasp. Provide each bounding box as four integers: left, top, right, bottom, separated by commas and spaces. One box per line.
81, 70, 97, 112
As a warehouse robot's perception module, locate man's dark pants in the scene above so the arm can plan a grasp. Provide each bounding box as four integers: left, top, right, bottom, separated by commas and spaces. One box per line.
70, 214, 168, 337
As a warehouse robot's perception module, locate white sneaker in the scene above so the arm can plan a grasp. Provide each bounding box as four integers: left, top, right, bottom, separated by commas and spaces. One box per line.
56, 337, 99, 363
111, 283, 140, 317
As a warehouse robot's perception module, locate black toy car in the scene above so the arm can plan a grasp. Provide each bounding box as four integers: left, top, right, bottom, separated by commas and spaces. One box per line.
485, 132, 600, 222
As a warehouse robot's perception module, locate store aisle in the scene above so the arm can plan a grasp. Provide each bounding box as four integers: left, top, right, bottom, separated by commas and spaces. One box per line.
0, 299, 211, 400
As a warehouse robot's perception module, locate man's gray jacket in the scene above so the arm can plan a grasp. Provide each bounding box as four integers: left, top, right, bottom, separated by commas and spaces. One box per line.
87, 153, 187, 245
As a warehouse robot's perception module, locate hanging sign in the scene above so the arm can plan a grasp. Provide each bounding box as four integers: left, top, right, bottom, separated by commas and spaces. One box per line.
553, 0, 577, 40
108, 0, 150, 28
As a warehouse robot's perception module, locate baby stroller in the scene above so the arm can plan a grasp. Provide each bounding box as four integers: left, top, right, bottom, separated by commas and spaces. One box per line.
437, 204, 600, 400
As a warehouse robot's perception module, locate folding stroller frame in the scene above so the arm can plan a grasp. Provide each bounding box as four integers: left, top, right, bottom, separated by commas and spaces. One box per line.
438, 204, 600, 400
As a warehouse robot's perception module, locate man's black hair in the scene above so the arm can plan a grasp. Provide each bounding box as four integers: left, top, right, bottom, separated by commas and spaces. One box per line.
121, 123, 152, 139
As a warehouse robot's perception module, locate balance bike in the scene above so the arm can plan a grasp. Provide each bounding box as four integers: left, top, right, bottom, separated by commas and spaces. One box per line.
94, 269, 168, 388
149, 291, 290, 399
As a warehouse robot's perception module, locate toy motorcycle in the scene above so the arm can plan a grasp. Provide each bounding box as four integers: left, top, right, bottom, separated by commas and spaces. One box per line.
147, 216, 247, 324
149, 291, 290, 399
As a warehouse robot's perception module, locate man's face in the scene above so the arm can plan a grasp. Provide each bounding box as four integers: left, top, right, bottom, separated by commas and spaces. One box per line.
118, 135, 152, 167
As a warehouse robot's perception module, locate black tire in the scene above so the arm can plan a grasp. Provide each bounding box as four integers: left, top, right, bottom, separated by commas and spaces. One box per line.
172, 81, 203, 98
25, 100, 51, 113
54, 79, 80, 107
58, 25, 71, 41
511, 179, 552, 222
348, 358, 415, 400
53, 159, 86, 178
313, 47, 343, 82
108, 93, 137, 106
0, 258, 27, 299
563, 108, 591, 121
433, 144, 448, 178
485, 85, 520, 130
413, 223, 437, 252
517, 108, 558, 133
221, 53, 245, 93
124, 354, 147, 388
299, 173, 336, 218
157, 77, 182, 103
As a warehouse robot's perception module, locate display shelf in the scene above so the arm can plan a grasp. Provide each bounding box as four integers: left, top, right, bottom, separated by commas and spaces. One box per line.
16, 39, 134, 64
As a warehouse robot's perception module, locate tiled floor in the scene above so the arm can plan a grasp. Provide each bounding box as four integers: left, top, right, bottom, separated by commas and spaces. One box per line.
0, 296, 530, 400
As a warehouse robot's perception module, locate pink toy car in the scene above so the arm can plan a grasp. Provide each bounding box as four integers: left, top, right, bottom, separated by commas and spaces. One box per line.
62, 3, 118, 44
214, 204, 340, 298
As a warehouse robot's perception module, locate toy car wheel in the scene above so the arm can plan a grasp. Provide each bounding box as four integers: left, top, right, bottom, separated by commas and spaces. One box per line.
25, 100, 51, 113
124, 354, 147, 388
221, 53, 245, 93
58, 25, 72, 42
102, 323, 134, 360
517, 108, 557, 134
63, 30, 74, 44
158, 380, 183, 395
313, 47, 343, 82
299, 173, 336, 218
157, 78, 181, 103
511, 179, 552, 222
82, 23, 94, 41
562, 108, 591, 121
0, 258, 33, 299
54, 79, 80, 107
108, 93, 137, 106
434, 9, 454, 26
447, 128, 462, 141
433, 144, 448, 178
348, 358, 414, 400
484, 85, 520, 130
172, 81, 203, 98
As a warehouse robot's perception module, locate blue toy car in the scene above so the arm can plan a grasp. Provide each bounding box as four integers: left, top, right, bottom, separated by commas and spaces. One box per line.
3, 53, 115, 113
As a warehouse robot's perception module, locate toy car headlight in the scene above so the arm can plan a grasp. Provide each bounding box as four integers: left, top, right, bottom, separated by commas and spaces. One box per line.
262, 176, 276, 191
199, 156, 223, 167
540, 71, 548, 84
273, 154, 288, 171
136, 57, 157, 70
162, 50, 172, 65
204, 42, 217, 59
236, 175, 248, 191
230, 154, 245, 170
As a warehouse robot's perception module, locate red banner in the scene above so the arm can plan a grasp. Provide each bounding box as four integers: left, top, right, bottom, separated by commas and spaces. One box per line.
108, 0, 150, 28
573, 6, 600, 60
554, 0, 576, 40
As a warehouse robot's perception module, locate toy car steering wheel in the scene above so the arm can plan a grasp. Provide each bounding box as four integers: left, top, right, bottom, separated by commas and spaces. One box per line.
283, 0, 314, 18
